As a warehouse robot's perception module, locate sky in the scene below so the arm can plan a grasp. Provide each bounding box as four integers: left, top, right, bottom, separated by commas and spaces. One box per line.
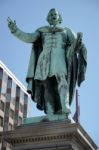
0, 0, 99, 147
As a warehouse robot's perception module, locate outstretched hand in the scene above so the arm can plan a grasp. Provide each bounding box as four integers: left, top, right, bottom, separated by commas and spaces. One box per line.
7, 17, 17, 33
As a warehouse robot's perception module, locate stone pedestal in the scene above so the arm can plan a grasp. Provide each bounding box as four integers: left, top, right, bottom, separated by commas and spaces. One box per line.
0, 120, 98, 150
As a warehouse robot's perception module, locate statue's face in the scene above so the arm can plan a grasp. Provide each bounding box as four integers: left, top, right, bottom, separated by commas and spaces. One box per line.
48, 9, 60, 26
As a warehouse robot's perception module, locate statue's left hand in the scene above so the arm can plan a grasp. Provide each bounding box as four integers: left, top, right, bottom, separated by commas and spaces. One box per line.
7, 17, 17, 33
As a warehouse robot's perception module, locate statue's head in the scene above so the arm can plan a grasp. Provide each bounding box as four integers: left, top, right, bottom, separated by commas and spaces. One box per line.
46, 8, 62, 26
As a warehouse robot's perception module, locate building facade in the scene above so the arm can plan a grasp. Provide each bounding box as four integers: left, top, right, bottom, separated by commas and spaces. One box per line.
0, 60, 29, 150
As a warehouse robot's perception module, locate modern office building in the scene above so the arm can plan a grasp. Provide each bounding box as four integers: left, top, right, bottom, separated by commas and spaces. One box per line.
0, 60, 29, 150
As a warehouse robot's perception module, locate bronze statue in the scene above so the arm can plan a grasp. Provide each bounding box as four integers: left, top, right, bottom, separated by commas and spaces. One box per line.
7, 8, 87, 119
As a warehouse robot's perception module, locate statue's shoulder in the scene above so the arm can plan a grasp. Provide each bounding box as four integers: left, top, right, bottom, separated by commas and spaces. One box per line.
64, 27, 73, 32
36, 26, 50, 32
64, 27, 77, 37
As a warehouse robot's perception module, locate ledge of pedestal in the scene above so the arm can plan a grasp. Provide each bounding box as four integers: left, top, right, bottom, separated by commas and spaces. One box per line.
0, 120, 98, 150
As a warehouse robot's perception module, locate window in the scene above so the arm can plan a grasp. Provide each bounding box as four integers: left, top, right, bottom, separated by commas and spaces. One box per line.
0, 100, 5, 111
3, 72, 8, 83
14, 114, 18, 124
0, 68, 3, 94
16, 86, 20, 97
9, 109, 14, 119
8, 123, 13, 130
20, 90, 24, 101
24, 94, 28, 103
5, 108, 9, 116
1, 83, 7, 95
0, 86, 1, 94
11, 81, 16, 105
6, 77, 12, 102
18, 116, 22, 125
7, 76, 12, 89
6, 93, 11, 101
3, 122, 8, 131
19, 103, 23, 112
11, 96, 15, 105
0, 67, 3, 80
0, 116, 3, 127
1, 72, 8, 95
15, 100, 19, 109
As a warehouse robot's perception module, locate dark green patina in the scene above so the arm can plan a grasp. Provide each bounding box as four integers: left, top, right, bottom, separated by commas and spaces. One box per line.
7, 8, 87, 121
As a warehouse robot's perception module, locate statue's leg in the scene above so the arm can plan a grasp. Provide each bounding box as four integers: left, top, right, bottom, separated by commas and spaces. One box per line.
43, 78, 55, 115
56, 73, 71, 115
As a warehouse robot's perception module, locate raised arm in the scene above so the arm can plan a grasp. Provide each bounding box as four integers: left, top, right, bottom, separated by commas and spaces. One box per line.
7, 17, 40, 43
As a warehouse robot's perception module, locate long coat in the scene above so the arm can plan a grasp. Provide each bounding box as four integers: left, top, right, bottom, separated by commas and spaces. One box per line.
13, 26, 87, 112
25, 27, 87, 111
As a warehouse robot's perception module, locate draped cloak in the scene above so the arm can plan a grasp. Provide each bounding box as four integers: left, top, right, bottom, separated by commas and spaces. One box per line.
26, 27, 87, 112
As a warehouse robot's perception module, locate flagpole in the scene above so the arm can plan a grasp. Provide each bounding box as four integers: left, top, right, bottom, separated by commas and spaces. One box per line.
76, 89, 80, 123
76, 89, 78, 122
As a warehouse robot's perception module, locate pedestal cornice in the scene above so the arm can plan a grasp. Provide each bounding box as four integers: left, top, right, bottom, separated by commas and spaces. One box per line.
0, 120, 98, 150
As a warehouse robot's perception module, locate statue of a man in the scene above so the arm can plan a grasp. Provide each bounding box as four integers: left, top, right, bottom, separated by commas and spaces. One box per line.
8, 8, 87, 119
